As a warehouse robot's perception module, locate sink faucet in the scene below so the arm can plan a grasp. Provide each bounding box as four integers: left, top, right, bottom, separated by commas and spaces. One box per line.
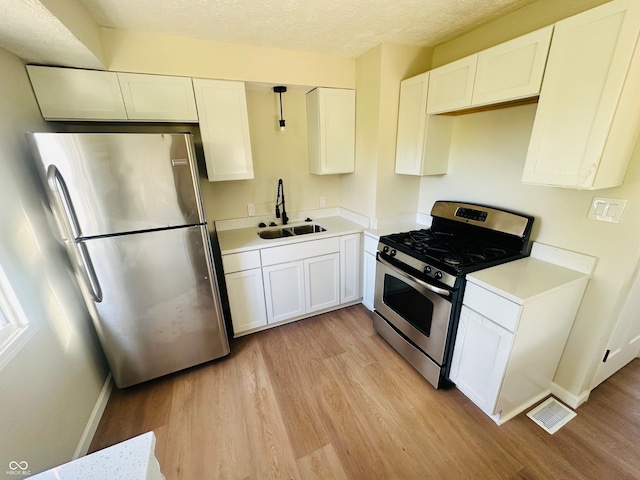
275, 178, 289, 225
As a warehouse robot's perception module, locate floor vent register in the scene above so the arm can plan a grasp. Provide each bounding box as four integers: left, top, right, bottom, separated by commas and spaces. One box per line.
526, 397, 577, 434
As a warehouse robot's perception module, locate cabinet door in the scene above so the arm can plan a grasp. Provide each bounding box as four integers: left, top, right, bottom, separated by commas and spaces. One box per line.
362, 251, 376, 311
26, 65, 127, 121
472, 26, 553, 106
118, 73, 198, 122
340, 234, 361, 304
225, 268, 267, 336
449, 306, 515, 415
395, 72, 430, 175
305, 254, 340, 313
263, 261, 305, 323
522, 1, 640, 188
426, 55, 477, 114
193, 78, 254, 181
307, 88, 356, 175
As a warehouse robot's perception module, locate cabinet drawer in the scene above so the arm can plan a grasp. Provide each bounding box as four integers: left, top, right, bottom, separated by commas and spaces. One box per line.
261, 237, 340, 266
222, 250, 261, 273
463, 282, 521, 332
364, 234, 378, 254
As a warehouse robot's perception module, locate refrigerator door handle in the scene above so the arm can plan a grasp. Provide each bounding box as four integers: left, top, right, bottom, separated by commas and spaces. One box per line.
47, 165, 81, 240
47, 166, 103, 303
76, 242, 104, 303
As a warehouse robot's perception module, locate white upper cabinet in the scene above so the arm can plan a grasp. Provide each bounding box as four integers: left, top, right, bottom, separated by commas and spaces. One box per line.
307, 87, 356, 175
27, 65, 127, 121
193, 78, 254, 182
117, 73, 198, 122
522, 0, 640, 189
395, 71, 453, 176
27, 66, 199, 122
426, 55, 477, 114
426, 26, 553, 115
395, 72, 429, 173
472, 26, 553, 107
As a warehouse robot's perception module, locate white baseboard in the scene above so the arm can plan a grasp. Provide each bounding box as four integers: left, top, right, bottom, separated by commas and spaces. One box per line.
550, 382, 591, 409
73, 373, 113, 459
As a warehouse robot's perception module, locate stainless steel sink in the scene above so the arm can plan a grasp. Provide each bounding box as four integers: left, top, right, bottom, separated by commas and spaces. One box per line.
257, 223, 327, 239
292, 224, 327, 235
257, 228, 294, 239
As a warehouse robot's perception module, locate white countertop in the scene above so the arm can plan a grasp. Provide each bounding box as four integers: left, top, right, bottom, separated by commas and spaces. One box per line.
217, 216, 365, 254
468, 257, 590, 305
29, 432, 162, 480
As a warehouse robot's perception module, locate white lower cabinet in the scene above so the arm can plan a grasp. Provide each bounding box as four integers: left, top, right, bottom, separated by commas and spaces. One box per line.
451, 250, 592, 425
305, 253, 340, 313
263, 261, 306, 323
362, 234, 378, 311
449, 306, 515, 415
225, 268, 268, 333
340, 234, 361, 304
223, 234, 363, 336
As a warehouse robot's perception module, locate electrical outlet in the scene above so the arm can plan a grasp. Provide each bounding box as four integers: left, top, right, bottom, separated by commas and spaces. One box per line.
319, 196, 327, 208
247, 203, 256, 216
587, 197, 626, 223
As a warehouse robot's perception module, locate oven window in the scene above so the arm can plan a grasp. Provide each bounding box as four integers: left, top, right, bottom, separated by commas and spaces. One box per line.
383, 275, 433, 336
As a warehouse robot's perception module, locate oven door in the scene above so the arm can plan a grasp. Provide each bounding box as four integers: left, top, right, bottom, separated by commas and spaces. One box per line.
374, 254, 453, 365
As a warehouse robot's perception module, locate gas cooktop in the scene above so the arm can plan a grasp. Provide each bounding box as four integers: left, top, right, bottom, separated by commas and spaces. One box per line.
378, 201, 535, 281
382, 229, 519, 272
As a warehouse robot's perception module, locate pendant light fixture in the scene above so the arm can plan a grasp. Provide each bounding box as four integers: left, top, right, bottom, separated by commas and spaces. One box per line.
273, 86, 287, 134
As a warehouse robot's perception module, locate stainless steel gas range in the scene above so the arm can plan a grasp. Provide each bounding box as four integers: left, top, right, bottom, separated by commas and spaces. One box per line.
374, 201, 534, 389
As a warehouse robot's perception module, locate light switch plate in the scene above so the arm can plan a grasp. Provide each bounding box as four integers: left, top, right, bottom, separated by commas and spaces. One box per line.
319, 196, 327, 208
587, 197, 627, 223
247, 204, 255, 216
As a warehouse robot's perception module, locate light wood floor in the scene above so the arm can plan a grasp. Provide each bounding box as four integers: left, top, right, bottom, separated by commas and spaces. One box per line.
90, 304, 640, 479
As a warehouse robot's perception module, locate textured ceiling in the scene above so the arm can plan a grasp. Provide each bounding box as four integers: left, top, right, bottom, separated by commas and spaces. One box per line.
78, 0, 539, 58
0, 0, 541, 69
0, 0, 104, 68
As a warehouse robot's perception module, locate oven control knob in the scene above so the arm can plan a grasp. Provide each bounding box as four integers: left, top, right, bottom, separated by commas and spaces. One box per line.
434, 271, 443, 280
424, 265, 432, 274
382, 246, 389, 254
390, 249, 397, 257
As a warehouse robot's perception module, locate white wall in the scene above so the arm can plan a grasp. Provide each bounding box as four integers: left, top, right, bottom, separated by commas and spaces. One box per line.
0, 48, 108, 474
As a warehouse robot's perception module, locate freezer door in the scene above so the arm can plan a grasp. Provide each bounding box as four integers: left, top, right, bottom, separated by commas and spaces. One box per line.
80, 225, 229, 388
28, 133, 205, 237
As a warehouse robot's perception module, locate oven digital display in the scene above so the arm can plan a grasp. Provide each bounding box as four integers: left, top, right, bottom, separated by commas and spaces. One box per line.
455, 207, 488, 222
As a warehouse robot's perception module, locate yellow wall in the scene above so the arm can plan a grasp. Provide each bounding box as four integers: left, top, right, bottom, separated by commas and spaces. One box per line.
375, 43, 432, 220
340, 45, 382, 221
0, 47, 108, 474
101, 28, 355, 89
200, 88, 341, 221
341, 42, 432, 223
422, 0, 640, 398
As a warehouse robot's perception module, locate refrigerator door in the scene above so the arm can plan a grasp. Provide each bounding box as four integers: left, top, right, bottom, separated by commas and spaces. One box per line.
28, 133, 205, 238
80, 224, 229, 388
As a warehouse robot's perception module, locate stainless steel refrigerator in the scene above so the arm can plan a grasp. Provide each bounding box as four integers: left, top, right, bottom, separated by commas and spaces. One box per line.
27, 132, 230, 388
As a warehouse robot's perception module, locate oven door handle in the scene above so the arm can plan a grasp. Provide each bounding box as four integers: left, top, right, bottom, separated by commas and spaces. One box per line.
377, 253, 451, 297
